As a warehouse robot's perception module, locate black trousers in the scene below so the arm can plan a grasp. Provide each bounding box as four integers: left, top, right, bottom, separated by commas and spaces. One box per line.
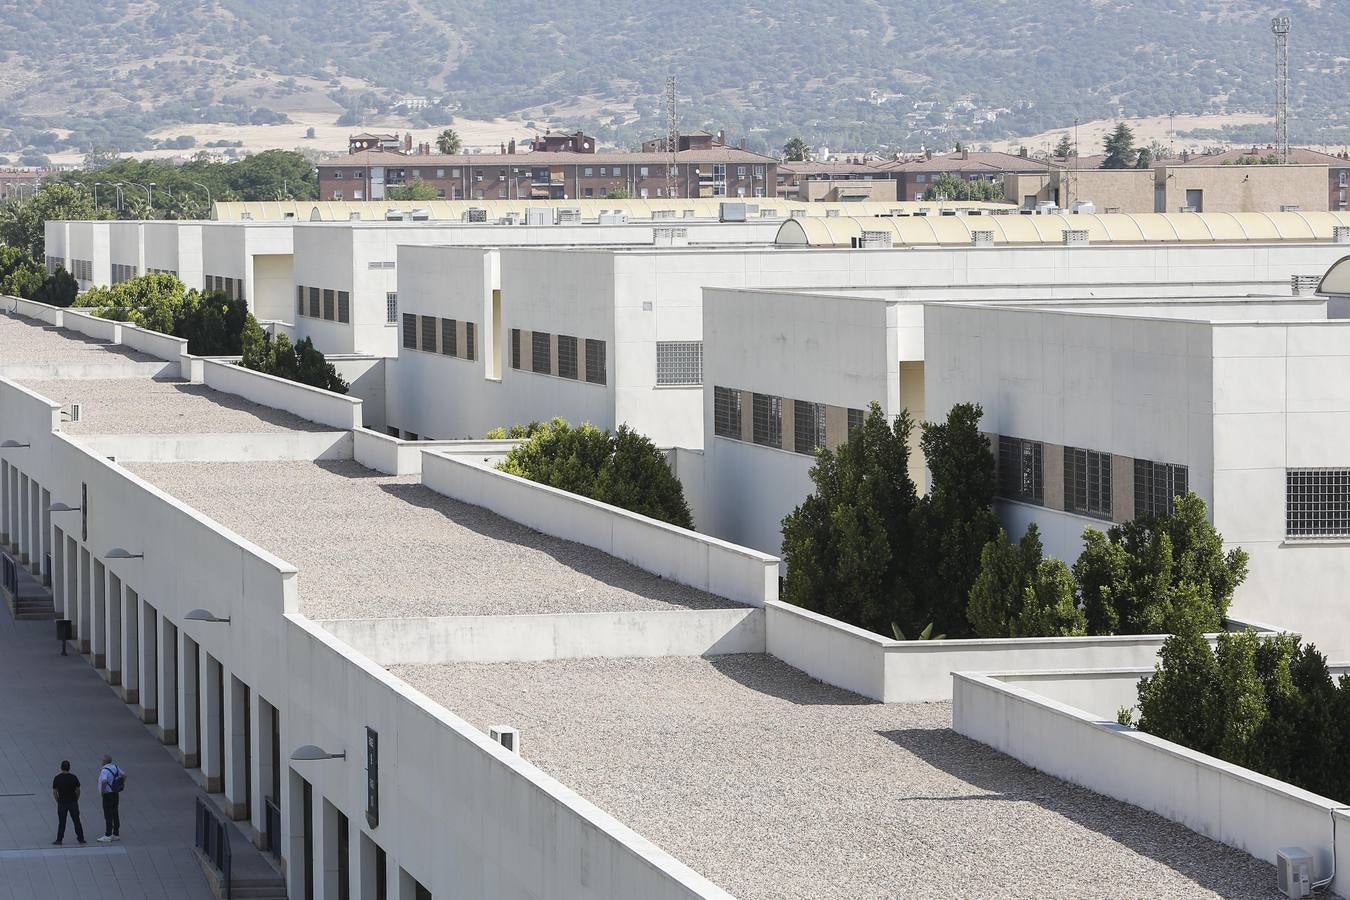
56, 800, 84, 842
101, 792, 120, 837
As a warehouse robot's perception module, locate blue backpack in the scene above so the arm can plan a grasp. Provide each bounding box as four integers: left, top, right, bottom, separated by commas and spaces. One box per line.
104, 765, 126, 793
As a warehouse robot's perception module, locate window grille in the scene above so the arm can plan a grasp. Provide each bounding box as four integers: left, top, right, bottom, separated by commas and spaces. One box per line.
847, 407, 866, 436
420, 315, 437, 352
297, 285, 306, 316
1064, 447, 1112, 518
998, 436, 1044, 505
464, 322, 476, 360
338, 291, 350, 324
793, 401, 827, 454
584, 339, 606, 384
309, 286, 320, 318
441, 319, 457, 356
401, 314, 416, 350
1286, 469, 1350, 539
323, 289, 336, 321
385, 293, 397, 324
1134, 460, 1188, 518
531, 331, 551, 374
752, 393, 782, 448
656, 341, 703, 385
511, 329, 521, 369
714, 387, 742, 438
557, 335, 578, 379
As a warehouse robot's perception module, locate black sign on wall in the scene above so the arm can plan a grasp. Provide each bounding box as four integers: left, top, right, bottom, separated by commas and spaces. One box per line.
366, 726, 379, 829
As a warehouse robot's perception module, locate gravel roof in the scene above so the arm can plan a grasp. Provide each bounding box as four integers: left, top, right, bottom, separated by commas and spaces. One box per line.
20, 377, 327, 434
127, 459, 734, 618
0, 315, 156, 364
396, 654, 1281, 900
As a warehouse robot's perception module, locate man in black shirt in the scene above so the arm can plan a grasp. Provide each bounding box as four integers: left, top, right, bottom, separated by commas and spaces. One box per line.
51, 759, 85, 845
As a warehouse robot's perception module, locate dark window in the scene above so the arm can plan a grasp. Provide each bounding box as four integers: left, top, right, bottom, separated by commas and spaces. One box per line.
793, 400, 827, 454
557, 334, 578, 379
1134, 459, 1189, 518
323, 289, 335, 321
420, 316, 436, 352
441, 319, 457, 356
337, 291, 350, 324
510, 329, 521, 369
308, 286, 320, 319
1065, 447, 1112, 518
584, 339, 606, 384
531, 331, 551, 374
998, 436, 1044, 505
401, 314, 416, 350
752, 393, 782, 448
714, 387, 742, 438
1286, 469, 1350, 539
847, 407, 866, 436
464, 322, 476, 360
297, 285, 305, 316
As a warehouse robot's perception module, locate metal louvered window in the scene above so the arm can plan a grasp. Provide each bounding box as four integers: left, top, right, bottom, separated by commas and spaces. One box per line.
323, 289, 336, 321
1286, 469, 1350, 539
1134, 459, 1188, 518
847, 407, 866, 436
557, 335, 578, 379
297, 285, 306, 316
714, 387, 742, 438
401, 314, 417, 350
511, 329, 521, 369
309, 286, 320, 318
464, 322, 476, 360
338, 291, 350, 324
532, 331, 552, 374
584, 339, 606, 384
998, 436, 1044, 505
793, 401, 827, 455
655, 341, 703, 385
1064, 447, 1112, 519
752, 393, 782, 448
420, 315, 437, 352
441, 319, 457, 356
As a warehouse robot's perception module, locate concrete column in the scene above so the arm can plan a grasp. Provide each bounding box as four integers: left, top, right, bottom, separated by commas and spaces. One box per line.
138, 601, 158, 722
18, 473, 29, 562
27, 478, 39, 573
397, 867, 424, 900
177, 633, 200, 768
51, 528, 65, 618
317, 798, 341, 900
155, 617, 176, 741
90, 560, 106, 668
0, 460, 9, 545
286, 771, 312, 900
120, 587, 140, 705
250, 695, 276, 847
104, 573, 122, 685
78, 547, 91, 652
39, 487, 50, 585
201, 653, 224, 793
225, 674, 250, 820
359, 833, 388, 900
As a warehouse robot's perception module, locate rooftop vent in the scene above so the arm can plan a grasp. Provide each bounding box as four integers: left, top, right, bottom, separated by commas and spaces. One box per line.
1071, 200, 1096, 215
1333, 225, 1350, 244
889, 208, 907, 217
556, 207, 581, 224
283, 212, 295, 220
652, 209, 677, 220
758, 208, 779, 218
1063, 229, 1090, 246
789, 209, 807, 218
971, 230, 994, 248
1276, 847, 1313, 898
1280, 204, 1302, 213
464, 208, 488, 223
525, 207, 551, 227
68, 403, 82, 424
1104, 206, 1122, 215
489, 726, 520, 755
683, 210, 696, 219
825, 209, 841, 218
916, 207, 932, 216
856, 230, 893, 249
385, 209, 406, 221
1291, 274, 1321, 296
1179, 206, 1197, 213
653, 226, 689, 247
410, 208, 430, 222
348, 212, 361, 221
240, 212, 253, 221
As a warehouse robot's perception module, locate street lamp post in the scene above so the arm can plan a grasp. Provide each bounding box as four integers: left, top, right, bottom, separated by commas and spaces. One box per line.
192, 181, 212, 216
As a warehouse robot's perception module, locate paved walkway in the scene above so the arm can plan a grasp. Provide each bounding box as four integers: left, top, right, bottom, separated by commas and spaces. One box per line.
0, 605, 265, 899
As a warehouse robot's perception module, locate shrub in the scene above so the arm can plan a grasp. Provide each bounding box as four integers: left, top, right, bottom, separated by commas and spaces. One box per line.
240, 319, 348, 394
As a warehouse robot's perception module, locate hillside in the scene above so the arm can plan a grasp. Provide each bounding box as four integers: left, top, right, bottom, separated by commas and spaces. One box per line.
1, 0, 1346, 158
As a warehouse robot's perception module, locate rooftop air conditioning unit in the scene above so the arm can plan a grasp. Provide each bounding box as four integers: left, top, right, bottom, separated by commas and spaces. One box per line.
683, 210, 696, 219
1291, 274, 1321, 296
525, 207, 551, 227
1104, 206, 1122, 214
385, 210, 406, 221
68, 403, 82, 424
916, 207, 932, 216
240, 212, 253, 221
1276, 847, 1313, 898
744, 204, 760, 217
971, 230, 994, 248
826, 209, 841, 218
464, 208, 488, 223
410, 209, 430, 221
889, 208, 906, 217
857, 230, 893, 249
1063, 228, 1090, 246
489, 726, 520, 755
719, 202, 747, 222
653, 209, 676, 220
556, 207, 582, 224
1334, 225, 1350, 244
349, 212, 361, 221
283, 212, 295, 220
598, 211, 628, 225
1179, 206, 1197, 213
1036, 202, 1058, 215
789, 209, 807, 218
653, 227, 690, 247
1071, 200, 1096, 215
759, 208, 779, 218
1280, 204, 1302, 213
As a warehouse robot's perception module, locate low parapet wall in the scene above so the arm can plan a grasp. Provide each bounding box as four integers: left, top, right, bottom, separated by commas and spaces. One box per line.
421, 452, 780, 608
352, 430, 518, 476
78, 431, 353, 464
953, 670, 1350, 894
202, 359, 362, 431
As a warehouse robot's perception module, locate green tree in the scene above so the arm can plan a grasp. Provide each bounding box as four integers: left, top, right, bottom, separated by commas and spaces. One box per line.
1135, 146, 1153, 169
926, 172, 968, 200
386, 177, 440, 201
602, 187, 632, 199
913, 402, 999, 637
1134, 616, 1219, 753
969, 524, 1044, 638
1102, 123, 1138, 169
1015, 557, 1086, 638
175, 289, 248, 356
782, 136, 810, 162
435, 128, 462, 155
294, 337, 348, 393
780, 403, 919, 636
0, 182, 99, 257
1053, 134, 1074, 158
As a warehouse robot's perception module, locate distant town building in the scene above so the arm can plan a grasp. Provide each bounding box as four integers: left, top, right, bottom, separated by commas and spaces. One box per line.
883, 149, 1053, 201
0, 168, 45, 201
348, 132, 404, 154
1179, 147, 1350, 211
777, 161, 897, 202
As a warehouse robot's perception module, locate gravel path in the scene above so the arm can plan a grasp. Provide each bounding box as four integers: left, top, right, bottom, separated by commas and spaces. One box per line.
22, 377, 327, 434
397, 654, 1283, 900
129, 459, 734, 618
0, 315, 155, 364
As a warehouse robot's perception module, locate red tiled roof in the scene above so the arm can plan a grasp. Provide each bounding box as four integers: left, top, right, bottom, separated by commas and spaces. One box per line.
324, 146, 777, 168
1177, 146, 1350, 166
882, 151, 1053, 173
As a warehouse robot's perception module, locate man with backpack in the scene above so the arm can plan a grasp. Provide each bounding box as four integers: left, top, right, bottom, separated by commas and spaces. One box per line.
96, 754, 127, 842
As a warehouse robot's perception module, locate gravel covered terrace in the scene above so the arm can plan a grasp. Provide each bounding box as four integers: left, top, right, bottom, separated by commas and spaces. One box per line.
395, 654, 1281, 900
0, 313, 157, 365
128, 459, 734, 619
20, 376, 327, 434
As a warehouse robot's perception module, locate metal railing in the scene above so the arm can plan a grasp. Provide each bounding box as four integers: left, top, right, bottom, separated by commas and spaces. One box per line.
264, 797, 281, 856
195, 796, 232, 898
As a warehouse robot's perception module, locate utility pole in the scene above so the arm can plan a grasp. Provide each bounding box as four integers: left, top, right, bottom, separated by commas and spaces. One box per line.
665, 76, 679, 199
1272, 16, 1291, 164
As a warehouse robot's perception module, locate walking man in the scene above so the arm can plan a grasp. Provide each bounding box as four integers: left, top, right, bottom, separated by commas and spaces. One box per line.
51, 760, 85, 845
96, 754, 127, 842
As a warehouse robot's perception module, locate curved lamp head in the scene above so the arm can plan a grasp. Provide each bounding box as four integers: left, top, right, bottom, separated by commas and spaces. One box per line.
184, 608, 231, 624
104, 548, 143, 560
49, 502, 81, 513
0, 440, 30, 449
291, 744, 346, 762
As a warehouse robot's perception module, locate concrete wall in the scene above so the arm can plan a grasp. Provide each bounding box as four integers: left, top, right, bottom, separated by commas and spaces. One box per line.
953, 671, 1350, 894
201, 359, 363, 431
1159, 164, 1330, 213
421, 452, 780, 608
318, 607, 765, 665
327, 356, 386, 432
77, 432, 353, 464
351, 430, 518, 477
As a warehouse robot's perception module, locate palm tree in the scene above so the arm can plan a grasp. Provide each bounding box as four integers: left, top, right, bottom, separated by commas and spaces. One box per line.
436, 129, 462, 155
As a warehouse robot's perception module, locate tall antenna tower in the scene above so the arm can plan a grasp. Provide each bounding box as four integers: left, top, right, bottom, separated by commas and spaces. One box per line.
665, 75, 679, 199
1271, 15, 1291, 164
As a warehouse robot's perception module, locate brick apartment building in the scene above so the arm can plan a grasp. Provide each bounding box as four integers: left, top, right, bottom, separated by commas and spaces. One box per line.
0, 168, 45, 201
882, 149, 1054, 201
317, 130, 778, 201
